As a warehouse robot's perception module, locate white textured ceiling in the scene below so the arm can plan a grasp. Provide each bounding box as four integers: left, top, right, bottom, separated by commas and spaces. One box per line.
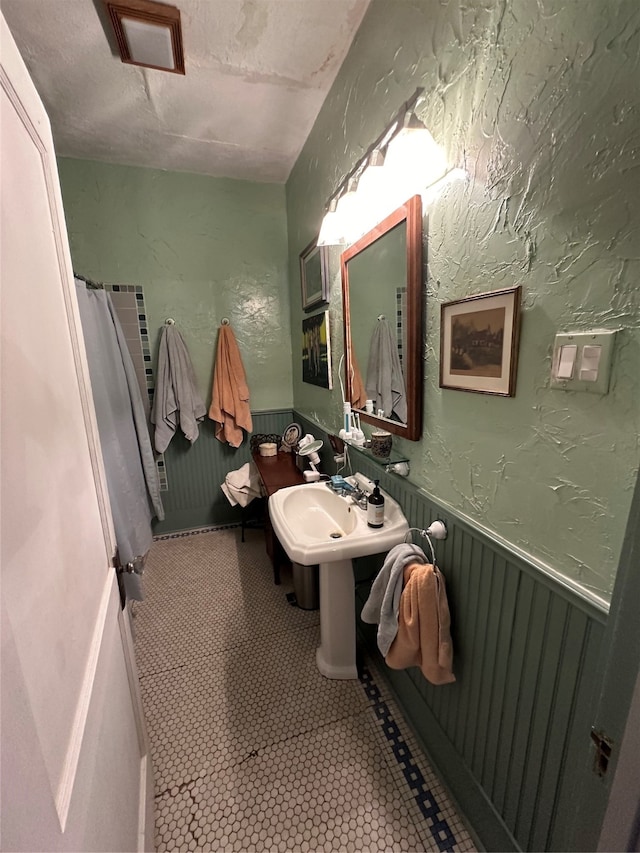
3, 0, 370, 182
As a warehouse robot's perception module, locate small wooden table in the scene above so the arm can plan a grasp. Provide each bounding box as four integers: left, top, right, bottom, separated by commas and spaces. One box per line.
252, 451, 305, 584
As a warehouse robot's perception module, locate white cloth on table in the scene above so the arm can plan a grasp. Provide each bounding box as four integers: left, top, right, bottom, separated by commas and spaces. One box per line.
221, 462, 263, 507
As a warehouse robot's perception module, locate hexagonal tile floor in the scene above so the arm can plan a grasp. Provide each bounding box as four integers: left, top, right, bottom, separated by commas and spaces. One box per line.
132, 526, 476, 852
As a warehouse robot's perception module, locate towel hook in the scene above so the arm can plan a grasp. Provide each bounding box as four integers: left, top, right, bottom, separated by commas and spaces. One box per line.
378, 314, 385, 321
221, 317, 230, 325
165, 318, 175, 325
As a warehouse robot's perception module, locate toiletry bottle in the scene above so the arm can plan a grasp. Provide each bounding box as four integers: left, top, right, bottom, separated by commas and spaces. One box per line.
367, 480, 385, 528
343, 402, 352, 437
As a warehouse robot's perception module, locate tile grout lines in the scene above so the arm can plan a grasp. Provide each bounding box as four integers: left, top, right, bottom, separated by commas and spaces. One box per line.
358, 665, 458, 852
137, 525, 475, 852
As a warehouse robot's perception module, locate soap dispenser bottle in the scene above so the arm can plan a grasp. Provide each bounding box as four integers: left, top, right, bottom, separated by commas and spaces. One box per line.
367, 480, 385, 528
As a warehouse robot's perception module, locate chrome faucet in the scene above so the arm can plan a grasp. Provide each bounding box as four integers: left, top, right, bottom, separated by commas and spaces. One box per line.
349, 488, 368, 510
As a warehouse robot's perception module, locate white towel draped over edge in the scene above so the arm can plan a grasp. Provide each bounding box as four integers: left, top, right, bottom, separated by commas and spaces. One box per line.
151, 324, 206, 453
221, 462, 263, 507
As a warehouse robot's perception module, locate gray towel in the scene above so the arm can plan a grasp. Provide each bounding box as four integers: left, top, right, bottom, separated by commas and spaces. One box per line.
361, 543, 428, 656
106, 297, 164, 521
151, 325, 206, 453
365, 317, 407, 422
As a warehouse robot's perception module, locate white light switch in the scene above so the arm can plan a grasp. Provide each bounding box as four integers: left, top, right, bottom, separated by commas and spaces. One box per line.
557, 344, 577, 379
579, 345, 602, 382
551, 331, 617, 394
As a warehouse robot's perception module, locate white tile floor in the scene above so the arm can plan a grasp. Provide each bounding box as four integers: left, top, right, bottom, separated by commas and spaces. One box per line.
132, 526, 476, 852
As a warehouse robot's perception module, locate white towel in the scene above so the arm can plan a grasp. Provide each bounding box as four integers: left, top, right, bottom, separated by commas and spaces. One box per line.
360, 543, 428, 656
221, 462, 263, 507
365, 317, 407, 422
151, 325, 206, 453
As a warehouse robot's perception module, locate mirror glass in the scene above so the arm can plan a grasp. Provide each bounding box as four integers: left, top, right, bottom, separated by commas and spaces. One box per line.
341, 195, 423, 441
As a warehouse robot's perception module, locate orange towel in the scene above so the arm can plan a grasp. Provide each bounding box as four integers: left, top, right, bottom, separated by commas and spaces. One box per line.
209, 325, 253, 447
350, 347, 368, 409
385, 562, 455, 685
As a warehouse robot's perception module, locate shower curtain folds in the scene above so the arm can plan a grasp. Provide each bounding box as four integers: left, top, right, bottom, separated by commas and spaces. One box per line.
75, 281, 164, 600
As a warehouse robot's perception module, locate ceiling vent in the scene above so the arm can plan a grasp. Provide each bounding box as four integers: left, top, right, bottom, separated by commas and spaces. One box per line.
104, 0, 185, 74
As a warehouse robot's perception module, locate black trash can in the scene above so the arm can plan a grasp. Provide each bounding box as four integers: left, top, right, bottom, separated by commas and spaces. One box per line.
292, 562, 319, 610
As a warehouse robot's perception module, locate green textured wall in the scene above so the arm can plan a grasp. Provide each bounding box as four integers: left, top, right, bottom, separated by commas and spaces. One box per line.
58, 158, 292, 411
286, 0, 640, 601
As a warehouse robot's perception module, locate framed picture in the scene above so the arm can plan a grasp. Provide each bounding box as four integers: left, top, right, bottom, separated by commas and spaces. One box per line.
440, 286, 522, 396
300, 239, 329, 312
302, 310, 332, 389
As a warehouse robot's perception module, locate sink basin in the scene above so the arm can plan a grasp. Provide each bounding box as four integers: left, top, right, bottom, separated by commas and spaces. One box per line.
268, 477, 409, 680
268, 480, 409, 566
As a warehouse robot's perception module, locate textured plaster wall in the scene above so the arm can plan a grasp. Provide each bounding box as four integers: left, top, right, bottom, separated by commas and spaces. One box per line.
58, 158, 292, 411
286, 0, 640, 600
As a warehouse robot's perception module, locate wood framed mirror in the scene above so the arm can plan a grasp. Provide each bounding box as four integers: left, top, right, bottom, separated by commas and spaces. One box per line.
341, 195, 423, 441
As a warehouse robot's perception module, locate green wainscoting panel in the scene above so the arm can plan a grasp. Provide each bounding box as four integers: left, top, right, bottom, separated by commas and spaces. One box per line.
154, 409, 294, 534
295, 413, 607, 852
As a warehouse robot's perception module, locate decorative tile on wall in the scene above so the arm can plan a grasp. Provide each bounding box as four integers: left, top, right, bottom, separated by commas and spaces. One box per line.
396, 286, 406, 369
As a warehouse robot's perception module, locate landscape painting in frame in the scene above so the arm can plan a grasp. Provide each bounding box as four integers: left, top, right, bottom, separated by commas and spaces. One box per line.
302, 311, 332, 389
440, 286, 521, 396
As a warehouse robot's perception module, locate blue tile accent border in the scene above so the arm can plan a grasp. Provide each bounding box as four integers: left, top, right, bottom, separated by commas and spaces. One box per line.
359, 665, 459, 852
153, 523, 240, 541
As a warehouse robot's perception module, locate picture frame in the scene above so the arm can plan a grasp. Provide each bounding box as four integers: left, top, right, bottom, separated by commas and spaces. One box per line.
440, 285, 522, 396
302, 310, 332, 389
300, 238, 329, 312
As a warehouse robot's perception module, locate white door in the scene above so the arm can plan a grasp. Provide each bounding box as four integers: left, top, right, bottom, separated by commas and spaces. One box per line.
1, 15, 154, 852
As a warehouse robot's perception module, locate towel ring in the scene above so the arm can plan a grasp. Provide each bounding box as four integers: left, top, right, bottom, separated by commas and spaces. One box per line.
165, 318, 175, 325
221, 318, 230, 325
404, 521, 447, 566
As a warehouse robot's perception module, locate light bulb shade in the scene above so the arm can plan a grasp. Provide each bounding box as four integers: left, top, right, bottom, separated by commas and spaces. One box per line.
356, 151, 386, 197
317, 200, 346, 247
335, 179, 359, 220
385, 112, 448, 191
355, 150, 398, 234
336, 177, 368, 244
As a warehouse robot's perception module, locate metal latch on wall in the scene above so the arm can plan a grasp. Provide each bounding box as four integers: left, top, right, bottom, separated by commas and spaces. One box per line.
590, 728, 613, 777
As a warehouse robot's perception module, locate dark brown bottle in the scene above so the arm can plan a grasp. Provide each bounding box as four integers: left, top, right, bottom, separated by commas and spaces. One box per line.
367, 479, 385, 528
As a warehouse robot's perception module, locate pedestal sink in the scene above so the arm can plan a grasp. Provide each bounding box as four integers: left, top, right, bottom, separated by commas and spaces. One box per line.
268, 477, 409, 679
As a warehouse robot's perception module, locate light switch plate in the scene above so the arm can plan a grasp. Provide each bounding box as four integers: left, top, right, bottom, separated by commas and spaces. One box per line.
551, 330, 617, 394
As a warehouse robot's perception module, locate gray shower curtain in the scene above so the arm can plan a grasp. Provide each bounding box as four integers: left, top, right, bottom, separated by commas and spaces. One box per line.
75, 281, 164, 599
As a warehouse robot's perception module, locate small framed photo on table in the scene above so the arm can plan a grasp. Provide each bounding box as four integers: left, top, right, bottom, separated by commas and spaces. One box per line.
440, 286, 522, 396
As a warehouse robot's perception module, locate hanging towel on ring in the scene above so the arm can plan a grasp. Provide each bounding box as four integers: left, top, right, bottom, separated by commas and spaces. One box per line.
386, 562, 455, 685
361, 543, 427, 656
209, 324, 253, 447
151, 325, 206, 453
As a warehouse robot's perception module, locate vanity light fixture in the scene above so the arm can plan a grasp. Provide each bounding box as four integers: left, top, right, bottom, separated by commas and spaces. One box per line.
105, 0, 185, 74
317, 88, 456, 246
